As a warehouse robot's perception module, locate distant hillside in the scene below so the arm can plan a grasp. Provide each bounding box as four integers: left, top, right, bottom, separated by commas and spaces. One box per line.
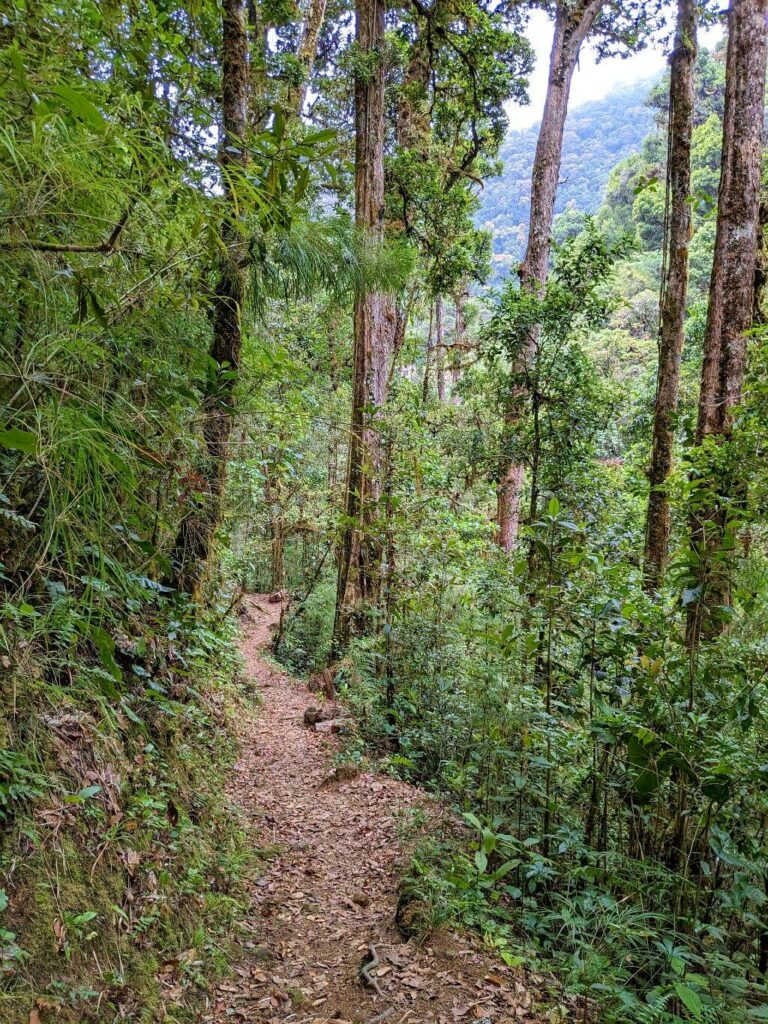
478, 78, 657, 278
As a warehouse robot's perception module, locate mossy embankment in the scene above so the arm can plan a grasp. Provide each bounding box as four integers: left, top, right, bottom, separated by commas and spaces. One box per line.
0, 599, 254, 1023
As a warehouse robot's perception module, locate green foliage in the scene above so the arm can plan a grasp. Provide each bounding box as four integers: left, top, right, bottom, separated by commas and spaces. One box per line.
277, 576, 337, 675
480, 79, 655, 278
0, 2, 273, 1014
3, 2, 767, 1023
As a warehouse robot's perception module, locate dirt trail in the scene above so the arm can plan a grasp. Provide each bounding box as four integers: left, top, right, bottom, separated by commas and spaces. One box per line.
207, 596, 546, 1024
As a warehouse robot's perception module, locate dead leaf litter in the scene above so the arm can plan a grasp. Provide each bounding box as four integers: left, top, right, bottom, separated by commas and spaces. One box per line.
206, 596, 550, 1024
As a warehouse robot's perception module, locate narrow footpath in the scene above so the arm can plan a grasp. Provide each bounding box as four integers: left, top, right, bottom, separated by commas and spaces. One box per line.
207, 596, 548, 1024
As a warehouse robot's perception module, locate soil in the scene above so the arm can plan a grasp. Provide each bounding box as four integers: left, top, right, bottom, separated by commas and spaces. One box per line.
205, 596, 553, 1024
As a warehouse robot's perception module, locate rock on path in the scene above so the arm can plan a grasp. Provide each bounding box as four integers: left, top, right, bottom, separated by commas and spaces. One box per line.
206, 595, 548, 1024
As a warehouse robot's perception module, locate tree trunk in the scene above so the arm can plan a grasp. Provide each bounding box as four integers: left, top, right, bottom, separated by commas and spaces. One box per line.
450, 283, 468, 404
686, 0, 768, 647
754, 197, 768, 324
496, 0, 604, 551
284, 0, 328, 117
327, 317, 341, 492
247, 0, 271, 128
264, 471, 286, 591
270, 518, 285, 592
172, 0, 249, 596
396, 24, 430, 148
333, 0, 389, 651
436, 294, 446, 402
643, 0, 697, 591
421, 300, 434, 405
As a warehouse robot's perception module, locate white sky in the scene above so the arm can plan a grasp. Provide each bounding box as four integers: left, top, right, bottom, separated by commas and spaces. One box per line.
509, 10, 724, 130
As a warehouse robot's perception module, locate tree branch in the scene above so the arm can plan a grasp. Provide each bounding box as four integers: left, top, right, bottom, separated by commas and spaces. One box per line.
0, 193, 140, 255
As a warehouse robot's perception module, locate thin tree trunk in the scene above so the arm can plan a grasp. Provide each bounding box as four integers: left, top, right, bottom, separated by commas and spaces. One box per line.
247, 0, 271, 128
643, 0, 697, 591
327, 317, 341, 492
450, 283, 468, 404
270, 519, 285, 591
754, 198, 768, 324
264, 471, 286, 591
496, 0, 605, 551
172, 0, 249, 595
686, 0, 768, 647
421, 301, 434, 405
284, 0, 328, 117
436, 294, 446, 402
333, 0, 389, 651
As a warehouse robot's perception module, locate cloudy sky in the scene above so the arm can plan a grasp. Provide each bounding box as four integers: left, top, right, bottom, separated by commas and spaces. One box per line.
510, 9, 724, 130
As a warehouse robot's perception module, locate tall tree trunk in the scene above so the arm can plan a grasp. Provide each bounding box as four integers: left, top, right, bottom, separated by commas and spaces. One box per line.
496, 0, 604, 551
270, 517, 285, 591
754, 197, 768, 324
686, 0, 768, 647
333, 0, 389, 651
247, 0, 271, 128
327, 316, 341, 492
264, 470, 286, 591
643, 0, 697, 591
172, 0, 249, 595
421, 300, 435, 405
396, 27, 430, 148
436, 294, 446, 402
283, 0, 328, 117
450, 283, 468, 404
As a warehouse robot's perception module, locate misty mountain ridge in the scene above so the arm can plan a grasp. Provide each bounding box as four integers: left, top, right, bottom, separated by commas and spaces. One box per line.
479, 77, 657, 278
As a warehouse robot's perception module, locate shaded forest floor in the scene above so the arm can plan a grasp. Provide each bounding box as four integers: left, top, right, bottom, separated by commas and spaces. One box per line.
204, 596, 551, 1024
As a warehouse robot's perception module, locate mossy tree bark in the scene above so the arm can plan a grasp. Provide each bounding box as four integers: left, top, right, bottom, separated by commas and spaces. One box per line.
333, 0, 390, 650
173, 0, 249, 595
283, 0, 328, 117
686, 0, 768, 647
496, 0, 605, 551
643, 0, 697, 591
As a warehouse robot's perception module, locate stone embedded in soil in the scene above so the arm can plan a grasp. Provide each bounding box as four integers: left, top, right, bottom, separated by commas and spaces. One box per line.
314, 716, 354, 734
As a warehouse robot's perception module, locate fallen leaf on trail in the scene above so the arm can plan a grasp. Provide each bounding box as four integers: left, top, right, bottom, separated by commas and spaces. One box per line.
209, 598, 546, 1024
402, 974, 430, 989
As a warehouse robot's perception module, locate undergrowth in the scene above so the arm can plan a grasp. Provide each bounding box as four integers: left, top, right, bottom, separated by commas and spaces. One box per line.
0, 586, 252, 1023
275, 530, 768, 1024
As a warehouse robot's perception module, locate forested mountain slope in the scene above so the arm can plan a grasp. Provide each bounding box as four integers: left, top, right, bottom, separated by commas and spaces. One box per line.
479, 79, 655, 276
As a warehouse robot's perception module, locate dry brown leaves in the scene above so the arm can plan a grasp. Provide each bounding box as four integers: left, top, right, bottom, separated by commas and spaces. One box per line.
206, 597, 550, 1024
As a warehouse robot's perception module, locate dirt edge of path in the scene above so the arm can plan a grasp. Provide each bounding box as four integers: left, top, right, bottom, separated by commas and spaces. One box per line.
206, 595, 560, 1024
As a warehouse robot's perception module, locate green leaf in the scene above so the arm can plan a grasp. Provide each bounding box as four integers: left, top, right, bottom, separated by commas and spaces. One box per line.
301, 128, 337, 144
499, 951, 525, 967
120, 698, 146, 729
491, 860, 520, 881
0, 428, 37, 454
674, 982, 703, 1018
89, 292, 109, 327
52, 84, 106, 130
87, 625, 122, 683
